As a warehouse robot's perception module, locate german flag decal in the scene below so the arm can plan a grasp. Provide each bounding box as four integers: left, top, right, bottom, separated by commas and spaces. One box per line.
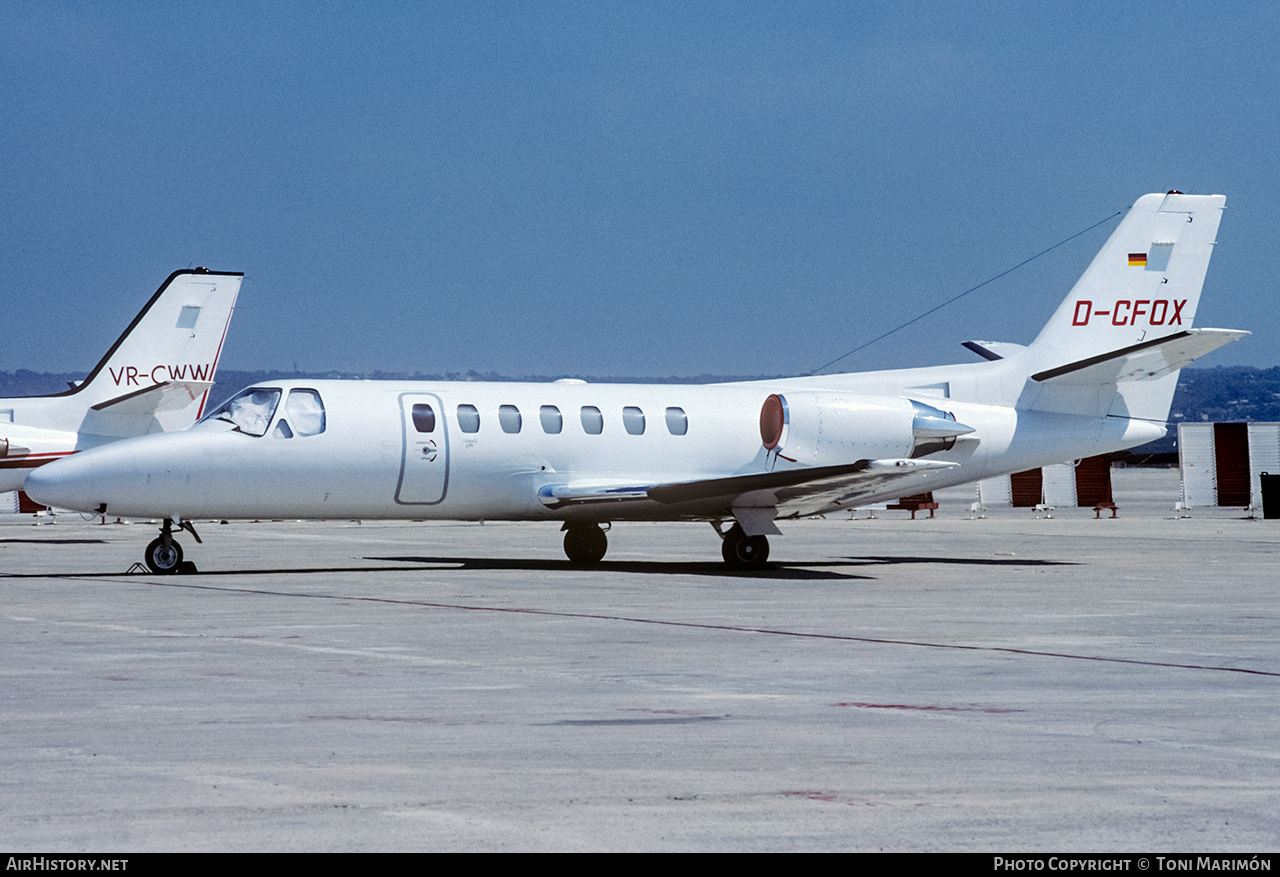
1129, 252, 1147, 267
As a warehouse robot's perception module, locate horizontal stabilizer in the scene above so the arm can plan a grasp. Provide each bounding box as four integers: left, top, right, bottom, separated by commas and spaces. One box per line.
82, 381, 215, 438
91, 380, 215, 414
1031, 328, 1248, 385
962, 340, 1028, 362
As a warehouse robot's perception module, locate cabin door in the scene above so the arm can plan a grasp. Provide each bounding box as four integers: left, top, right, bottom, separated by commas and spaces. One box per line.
395, 393, 449, 504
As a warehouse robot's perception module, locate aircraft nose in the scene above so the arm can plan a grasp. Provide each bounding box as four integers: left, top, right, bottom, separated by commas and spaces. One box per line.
26, 453, 99, 513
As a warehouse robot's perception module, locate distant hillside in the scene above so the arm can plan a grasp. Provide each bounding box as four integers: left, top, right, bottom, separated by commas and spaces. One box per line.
0, 370, 85, 397
1167, 366, 1280, 423
1134, 365, 1280, 458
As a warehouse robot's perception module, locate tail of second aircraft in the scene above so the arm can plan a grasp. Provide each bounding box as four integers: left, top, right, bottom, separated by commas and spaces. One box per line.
1012, 192, 1245, 422
50, 269, 242, 437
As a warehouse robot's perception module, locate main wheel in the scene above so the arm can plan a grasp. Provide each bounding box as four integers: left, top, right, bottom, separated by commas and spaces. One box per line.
563, 524, 608, 565
721, 523, 770, 568
145, 537, 183, 574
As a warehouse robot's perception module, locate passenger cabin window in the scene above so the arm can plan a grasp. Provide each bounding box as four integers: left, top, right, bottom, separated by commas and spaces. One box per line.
457, 404, 480, 433
411, 403, 436, 433
540, 405, 562, 434
198, 387, 281, 437
622, 406, 645, 435
665, 407, 688, 436
580, 405, 604, 435
499, 404, 522, 434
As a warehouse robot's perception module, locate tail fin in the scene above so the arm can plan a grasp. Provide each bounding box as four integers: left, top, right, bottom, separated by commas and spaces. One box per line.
1019, 192, 1245, 420
69, 269, 242, 434
1031, 192, 1224, 361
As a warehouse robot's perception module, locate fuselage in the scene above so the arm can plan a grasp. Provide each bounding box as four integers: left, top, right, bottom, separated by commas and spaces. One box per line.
26, 366, 1165, 523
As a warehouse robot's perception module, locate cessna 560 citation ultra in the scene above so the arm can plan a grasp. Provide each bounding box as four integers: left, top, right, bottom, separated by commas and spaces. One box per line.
28, 194, 1246, 572
2, 269, 241, 496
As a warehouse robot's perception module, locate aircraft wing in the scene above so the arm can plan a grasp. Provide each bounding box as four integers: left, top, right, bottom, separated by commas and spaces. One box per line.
652, 458, 959, 518
81, 381, 215, 438
539, 458, 959, 518
1031, 329, 1248, 385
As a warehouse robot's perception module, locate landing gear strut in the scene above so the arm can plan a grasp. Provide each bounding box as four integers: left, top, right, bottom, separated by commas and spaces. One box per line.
144, 518, 201, 574
563, 522, 608, 565
720, 522, 770, 569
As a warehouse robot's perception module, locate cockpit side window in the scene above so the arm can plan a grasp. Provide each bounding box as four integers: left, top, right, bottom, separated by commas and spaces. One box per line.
285, 389, 326, 436
198, 388, 282, 436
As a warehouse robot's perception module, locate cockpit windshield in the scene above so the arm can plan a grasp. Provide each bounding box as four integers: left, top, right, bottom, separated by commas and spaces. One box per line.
196, 388, 282, 436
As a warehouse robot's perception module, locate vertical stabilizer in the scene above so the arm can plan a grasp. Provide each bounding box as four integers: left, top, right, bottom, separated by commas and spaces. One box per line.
1028, 192, 1224, 367
69, 269, 242, 419
1019, 193, 1233, 423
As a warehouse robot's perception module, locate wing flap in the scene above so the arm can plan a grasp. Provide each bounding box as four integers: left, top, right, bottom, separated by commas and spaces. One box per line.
763, 458, 959, 517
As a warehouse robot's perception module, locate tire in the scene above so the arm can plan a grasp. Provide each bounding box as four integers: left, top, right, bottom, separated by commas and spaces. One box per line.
563, 525, 608, 565
145, 537, 183, 574
721, 523, 770, 568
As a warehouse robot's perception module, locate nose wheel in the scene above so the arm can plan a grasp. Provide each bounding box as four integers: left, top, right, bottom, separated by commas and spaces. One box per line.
720, 523, 770, 568
563, 523, 608, 565
145, 536, 184, 574
143, 518, 201, 574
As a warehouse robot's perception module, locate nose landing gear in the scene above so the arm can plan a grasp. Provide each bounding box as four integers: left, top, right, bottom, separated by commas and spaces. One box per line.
143, 518, 202, 574
144, 535, 183, 573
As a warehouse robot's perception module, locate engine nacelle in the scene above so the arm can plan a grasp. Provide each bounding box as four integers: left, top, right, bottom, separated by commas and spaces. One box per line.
759, 392, 974, 468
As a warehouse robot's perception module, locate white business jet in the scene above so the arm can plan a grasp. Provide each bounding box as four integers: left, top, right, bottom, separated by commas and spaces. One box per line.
28, 194, 1246, 572
1, 269, 241, 497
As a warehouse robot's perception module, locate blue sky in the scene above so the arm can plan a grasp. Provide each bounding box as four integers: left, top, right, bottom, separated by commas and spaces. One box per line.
3, 2, 1277, 379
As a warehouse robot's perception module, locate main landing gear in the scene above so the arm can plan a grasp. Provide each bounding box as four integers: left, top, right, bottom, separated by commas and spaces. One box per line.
559, 521, 772, 569
719, 522, 770, 569
562, 522, 608, 565
144, 518, 202, 574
